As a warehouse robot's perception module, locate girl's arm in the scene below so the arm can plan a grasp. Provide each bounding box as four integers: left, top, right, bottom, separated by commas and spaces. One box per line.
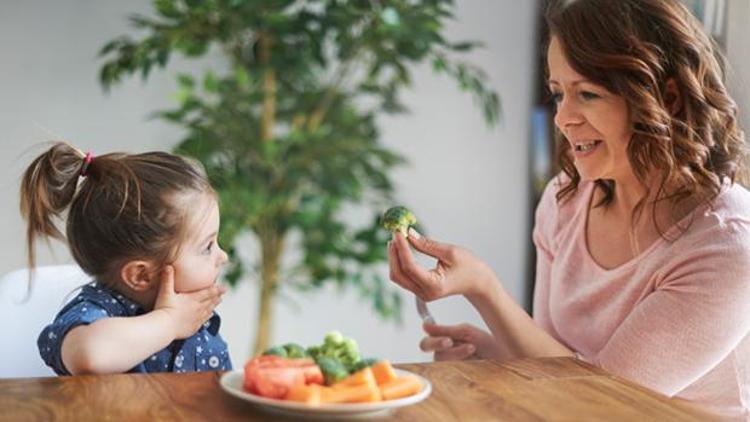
61, 311, 175, 374
61, 266, 226, 375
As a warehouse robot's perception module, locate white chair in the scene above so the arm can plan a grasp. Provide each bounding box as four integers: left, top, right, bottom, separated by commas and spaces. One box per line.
0, 265, 91, 378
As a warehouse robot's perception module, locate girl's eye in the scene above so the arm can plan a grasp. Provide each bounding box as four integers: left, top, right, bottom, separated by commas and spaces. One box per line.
204, 241, 214, 254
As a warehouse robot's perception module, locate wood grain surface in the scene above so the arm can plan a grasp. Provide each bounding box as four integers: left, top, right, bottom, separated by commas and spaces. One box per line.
0, 357, 721, 421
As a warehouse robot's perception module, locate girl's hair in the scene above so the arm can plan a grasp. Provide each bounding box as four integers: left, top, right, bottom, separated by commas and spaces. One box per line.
20, 142, 215, 286
545, 0, 747, 235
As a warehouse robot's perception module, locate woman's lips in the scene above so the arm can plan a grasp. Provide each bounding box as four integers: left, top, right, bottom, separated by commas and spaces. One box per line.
573, 140, 602, 157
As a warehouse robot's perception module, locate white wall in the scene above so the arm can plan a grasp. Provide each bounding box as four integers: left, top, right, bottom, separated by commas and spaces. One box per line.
727, 0, 750, 132
0, 0, 536, 365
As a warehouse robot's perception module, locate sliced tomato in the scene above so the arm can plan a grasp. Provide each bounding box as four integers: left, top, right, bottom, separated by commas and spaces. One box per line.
301, 365, 324, 385
243, 356, 324, 399
252, 367, 306, 399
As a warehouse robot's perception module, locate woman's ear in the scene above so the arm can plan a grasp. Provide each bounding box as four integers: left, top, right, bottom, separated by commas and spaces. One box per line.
120, 260, 158, 291
664, 78, 682, 116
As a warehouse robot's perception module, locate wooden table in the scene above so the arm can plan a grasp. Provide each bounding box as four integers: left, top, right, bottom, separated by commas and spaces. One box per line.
0, 357, 720, 421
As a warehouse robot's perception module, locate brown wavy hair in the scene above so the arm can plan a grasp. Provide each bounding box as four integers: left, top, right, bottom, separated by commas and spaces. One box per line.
545, 0, 747, 236
20, 142, 215, 286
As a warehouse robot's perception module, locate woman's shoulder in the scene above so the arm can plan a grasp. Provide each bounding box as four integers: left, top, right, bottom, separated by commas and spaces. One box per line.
670, 182, 750, 254
533, 174, 593, 250
684, 182, 750, 238
537, 173, 593, 223
708, 182, 750, 222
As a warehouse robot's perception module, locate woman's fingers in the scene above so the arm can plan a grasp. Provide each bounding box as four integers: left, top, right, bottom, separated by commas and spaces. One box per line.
423, 322, 472, 342
393, 231, 443, 298
421, 322, 479, 361
434, 343, 476, 361
419, 335, 454, 352
388, 239, 423, 296
407, 228, 454, 263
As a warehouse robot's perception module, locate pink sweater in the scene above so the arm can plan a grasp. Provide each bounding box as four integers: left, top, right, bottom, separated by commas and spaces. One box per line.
532, 177, 750, 420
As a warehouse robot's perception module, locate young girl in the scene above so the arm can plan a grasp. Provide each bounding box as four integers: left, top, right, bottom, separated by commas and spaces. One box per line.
22, 142, 232, 374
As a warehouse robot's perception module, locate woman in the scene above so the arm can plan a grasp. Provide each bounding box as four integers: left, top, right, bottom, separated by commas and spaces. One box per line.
388, 0, 750, 418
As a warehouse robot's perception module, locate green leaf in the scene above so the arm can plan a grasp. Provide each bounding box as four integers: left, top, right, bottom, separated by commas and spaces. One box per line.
204, 71, 218, 92
177, 73, 195, 88
154, 0, 181, 19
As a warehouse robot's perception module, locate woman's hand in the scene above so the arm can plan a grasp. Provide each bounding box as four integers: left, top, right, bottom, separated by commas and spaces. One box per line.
153, 266, 227, 340
388, 229, 495, 301
420, 322, 501, 361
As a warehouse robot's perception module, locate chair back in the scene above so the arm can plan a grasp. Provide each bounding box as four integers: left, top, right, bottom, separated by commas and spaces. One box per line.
0, 265, 90, 378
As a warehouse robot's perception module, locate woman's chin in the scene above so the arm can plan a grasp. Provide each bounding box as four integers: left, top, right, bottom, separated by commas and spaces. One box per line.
574, 169, 598, 181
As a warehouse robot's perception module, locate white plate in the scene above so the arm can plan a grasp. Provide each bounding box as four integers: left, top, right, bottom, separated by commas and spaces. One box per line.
219, 368, 432, 420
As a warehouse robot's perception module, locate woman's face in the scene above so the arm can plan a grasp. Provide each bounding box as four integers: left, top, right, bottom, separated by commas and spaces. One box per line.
547, 36, 633, 182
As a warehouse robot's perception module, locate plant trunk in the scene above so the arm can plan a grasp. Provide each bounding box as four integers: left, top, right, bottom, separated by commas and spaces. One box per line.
258, 33, 275, 143
252, 31, 281, 357
252, 227, 284, 356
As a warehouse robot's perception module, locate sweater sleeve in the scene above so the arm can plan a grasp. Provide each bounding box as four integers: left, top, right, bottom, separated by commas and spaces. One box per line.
587, 218, 750, 396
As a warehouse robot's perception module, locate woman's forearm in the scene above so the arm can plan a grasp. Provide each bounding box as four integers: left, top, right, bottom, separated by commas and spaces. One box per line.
466, 276, 573, 360
61, 311, 176, 374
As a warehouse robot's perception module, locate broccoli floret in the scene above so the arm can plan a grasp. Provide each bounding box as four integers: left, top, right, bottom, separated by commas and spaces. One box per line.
382, 206, 417, 237
350, 357, 380, 373
283, 343, 308, 358
308, 331, 363, 374
324, 330, 344, 346
338, 338, 360, 371
316, 356, 349, 385
262, 345, 288, 358
306, 345, 321, 360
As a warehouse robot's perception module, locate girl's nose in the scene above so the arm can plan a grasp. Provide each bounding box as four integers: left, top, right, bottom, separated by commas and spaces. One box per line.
217, 246, 229, 266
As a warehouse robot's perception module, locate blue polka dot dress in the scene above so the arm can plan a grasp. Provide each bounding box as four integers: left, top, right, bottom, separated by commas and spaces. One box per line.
38, 283, 232, 375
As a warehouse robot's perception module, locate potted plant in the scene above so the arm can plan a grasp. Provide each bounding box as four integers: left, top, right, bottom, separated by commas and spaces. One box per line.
99, 0, 499, 355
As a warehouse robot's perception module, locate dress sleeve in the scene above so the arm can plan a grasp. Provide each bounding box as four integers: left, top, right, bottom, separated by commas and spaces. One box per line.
587, 219, 750, 396
532, 178, 560, 328
37, 299, 110, 375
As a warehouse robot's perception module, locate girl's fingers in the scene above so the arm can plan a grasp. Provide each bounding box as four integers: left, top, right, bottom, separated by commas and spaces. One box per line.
192, 285, 222, 302
157, 266, 175, 297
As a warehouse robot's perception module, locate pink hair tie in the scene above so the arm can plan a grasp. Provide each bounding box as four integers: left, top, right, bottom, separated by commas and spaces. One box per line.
80, 152, 94, 177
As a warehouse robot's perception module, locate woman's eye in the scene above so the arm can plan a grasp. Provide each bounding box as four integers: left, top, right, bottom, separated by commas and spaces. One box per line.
550, 92, 563, 104
580, 91, 599, 100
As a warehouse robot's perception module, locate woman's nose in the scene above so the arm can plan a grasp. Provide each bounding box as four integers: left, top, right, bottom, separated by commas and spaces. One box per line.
553, 97, 584, 130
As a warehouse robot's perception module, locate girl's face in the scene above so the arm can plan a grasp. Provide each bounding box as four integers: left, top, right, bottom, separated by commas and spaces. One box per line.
547, 36, 634, 182
171, 194, 228, 293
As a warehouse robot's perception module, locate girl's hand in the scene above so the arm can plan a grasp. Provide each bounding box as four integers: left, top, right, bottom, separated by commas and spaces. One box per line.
420, 322, 500, 361
388, 229, 495, 301
153, 266, 227, 340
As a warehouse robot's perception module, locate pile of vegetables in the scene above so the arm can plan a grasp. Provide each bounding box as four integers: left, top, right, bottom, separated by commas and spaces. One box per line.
261, 331, 373, 384
243, 331, 422, 404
